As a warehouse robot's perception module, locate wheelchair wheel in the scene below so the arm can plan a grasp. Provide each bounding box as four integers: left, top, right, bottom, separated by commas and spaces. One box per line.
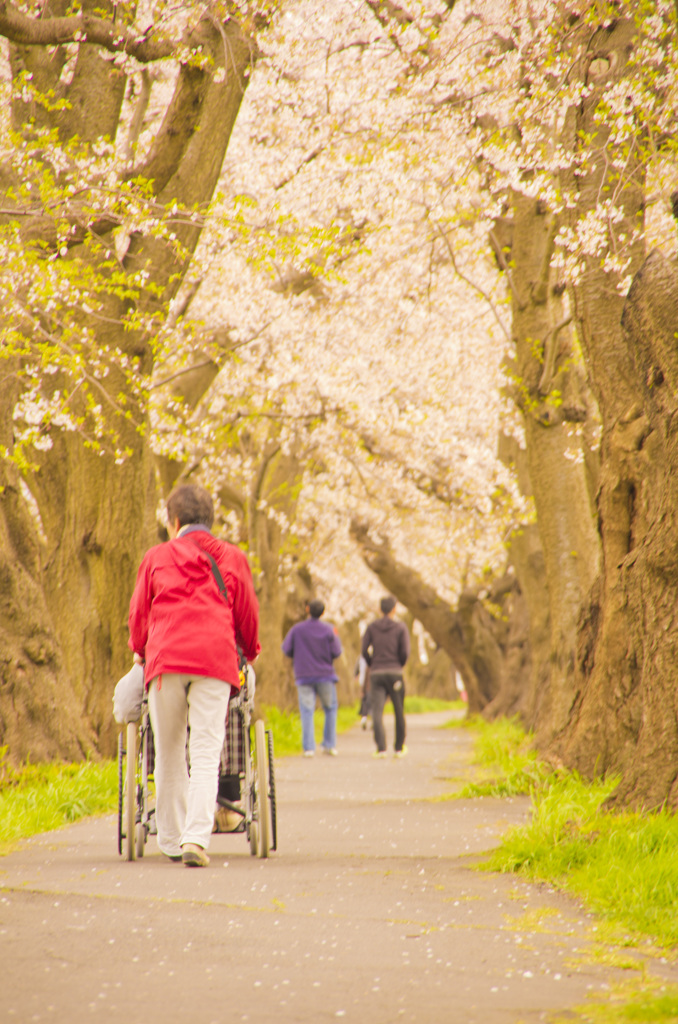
267, 729, 277, 852
254, 719, 271, 859
249, 819, 259, 857
135, 721, 150, 859
117, 730, 125, 856
124, 721, 137, 861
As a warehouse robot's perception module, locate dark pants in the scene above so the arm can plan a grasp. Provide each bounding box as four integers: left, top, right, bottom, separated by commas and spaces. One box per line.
370, 672, 406, 753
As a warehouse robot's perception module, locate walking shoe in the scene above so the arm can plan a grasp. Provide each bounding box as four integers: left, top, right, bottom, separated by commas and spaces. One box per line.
182, 844, 210, 867
323, 747, 338, 756
361, 717, 368, 730
373, 750, 388, 758
394, 746, 408, 758
213, 805, 243, 833
303, 749, 315, 757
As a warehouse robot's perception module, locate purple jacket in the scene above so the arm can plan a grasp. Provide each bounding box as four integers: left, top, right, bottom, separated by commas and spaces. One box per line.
282, 618, 342, 684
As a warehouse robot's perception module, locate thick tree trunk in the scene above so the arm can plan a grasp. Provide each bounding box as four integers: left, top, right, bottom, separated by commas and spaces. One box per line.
0, 466, 97, 762
0, 12, 255, 761
254, 512, 294, 706
217, 441, 305, 709
503, 522, 550, 727
549, 17, 668, 804
502, 191, 601, 743
560, 250, 678, 808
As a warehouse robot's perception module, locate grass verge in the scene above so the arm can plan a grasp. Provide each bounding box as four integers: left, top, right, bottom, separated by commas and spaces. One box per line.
459, 719, 678, 949
552, 977, 678, 1023
0, 746, 118, 854
450, 715, 552, 798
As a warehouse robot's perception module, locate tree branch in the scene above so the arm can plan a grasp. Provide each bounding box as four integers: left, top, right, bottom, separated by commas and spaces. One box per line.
0, 2, 177, 62
538, 315, 572, 395
123, 68, 158, 164
434, 223, 511, 342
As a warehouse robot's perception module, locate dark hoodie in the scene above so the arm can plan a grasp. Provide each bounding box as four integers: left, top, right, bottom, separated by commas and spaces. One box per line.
361, 615, 410, 674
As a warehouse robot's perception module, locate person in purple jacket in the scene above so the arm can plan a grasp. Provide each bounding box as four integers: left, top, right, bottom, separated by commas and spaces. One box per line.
282, 599, 343, 757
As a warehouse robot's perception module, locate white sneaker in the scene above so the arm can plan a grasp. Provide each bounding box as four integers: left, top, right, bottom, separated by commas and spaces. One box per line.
323, 747, 338, 756
373, 750, 387, 759
303, 749, 315, 757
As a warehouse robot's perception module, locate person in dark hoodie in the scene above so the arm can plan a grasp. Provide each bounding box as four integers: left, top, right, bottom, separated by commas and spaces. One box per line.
361, 596, 410, 758
128, 484, 260, 867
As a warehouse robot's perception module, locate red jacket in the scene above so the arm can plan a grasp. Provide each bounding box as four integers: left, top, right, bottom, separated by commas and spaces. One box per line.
128, 526, 260, 688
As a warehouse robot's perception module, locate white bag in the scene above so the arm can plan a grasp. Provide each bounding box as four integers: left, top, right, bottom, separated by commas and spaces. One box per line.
113, 663, 145, 724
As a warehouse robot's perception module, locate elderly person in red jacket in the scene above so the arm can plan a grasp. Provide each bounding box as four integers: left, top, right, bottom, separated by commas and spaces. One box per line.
128, 484, 260, 867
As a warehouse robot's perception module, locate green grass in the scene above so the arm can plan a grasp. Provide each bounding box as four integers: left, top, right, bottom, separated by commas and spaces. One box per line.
458, 717, 678, 1017
460, 720, 678, 948
552, 979, 678, 1024
0, 746, 118, 853
403, 696, 463, 714
487, 771, 678, 947
452, 715, 552, 797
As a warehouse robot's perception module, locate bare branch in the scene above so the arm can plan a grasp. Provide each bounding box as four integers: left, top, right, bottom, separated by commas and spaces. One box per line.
434, 223, 511, 342
274, 145, 325, 191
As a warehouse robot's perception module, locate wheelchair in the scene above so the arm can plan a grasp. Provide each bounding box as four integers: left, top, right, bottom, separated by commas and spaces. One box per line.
117, 665, 277, 861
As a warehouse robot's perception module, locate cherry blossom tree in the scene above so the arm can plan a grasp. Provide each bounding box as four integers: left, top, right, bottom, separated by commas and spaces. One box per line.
149, 0, 528, 704
422, 0, 678, 806
0, 0, 258, 759
5, 0, 678, 817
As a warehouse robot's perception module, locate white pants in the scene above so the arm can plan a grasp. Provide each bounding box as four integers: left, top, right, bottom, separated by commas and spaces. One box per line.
148, 673, 231, 856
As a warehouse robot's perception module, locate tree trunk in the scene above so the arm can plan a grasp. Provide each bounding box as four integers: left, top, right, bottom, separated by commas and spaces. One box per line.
549, 17, 665, 803
501, 190, 601, 743
236, 442, 305, 708
0, 459, 97, 762
0, 11, 255, 761
402, 614, 457, 701
560, 250, 678, 808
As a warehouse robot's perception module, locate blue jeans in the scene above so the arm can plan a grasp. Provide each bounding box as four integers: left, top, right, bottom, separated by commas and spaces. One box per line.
297, 681, 338, 752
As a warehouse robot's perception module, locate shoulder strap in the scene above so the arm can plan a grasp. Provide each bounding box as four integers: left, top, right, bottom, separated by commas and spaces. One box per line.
204, 550, 228, 603
185, 537, 228, 603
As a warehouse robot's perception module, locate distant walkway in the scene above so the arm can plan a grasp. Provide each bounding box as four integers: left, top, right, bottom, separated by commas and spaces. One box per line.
1, 712, 674, 1023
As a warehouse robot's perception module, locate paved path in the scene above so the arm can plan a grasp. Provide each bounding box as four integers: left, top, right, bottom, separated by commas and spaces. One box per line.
1, 712, 674, 1023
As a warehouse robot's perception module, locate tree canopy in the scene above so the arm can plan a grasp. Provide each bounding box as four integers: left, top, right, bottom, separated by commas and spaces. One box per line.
3, 0, 678, 809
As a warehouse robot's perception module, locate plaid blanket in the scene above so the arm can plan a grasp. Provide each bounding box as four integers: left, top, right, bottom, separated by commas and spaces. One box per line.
220, 677, 249, 776
221, 704, 246, 775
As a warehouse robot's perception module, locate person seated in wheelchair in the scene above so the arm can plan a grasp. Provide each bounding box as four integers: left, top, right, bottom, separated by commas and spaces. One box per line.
128, 483, 260, 867
213, 661, 255, 834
